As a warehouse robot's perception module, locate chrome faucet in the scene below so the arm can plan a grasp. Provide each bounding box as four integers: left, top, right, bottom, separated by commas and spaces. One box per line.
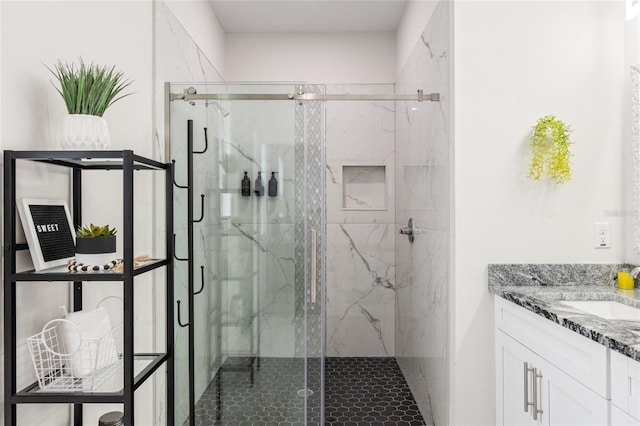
630, 266, 640, 279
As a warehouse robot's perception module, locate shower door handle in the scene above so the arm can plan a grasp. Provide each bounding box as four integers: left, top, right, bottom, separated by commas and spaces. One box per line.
311, 228, 317, 304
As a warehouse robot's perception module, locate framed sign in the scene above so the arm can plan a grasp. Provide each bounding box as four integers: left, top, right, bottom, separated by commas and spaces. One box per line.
17, 199, 76, 271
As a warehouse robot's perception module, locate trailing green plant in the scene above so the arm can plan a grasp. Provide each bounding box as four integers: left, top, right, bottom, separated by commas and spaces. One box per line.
527, 115, 574, 184
46, 59, 132, 117
76, 224, 117, 238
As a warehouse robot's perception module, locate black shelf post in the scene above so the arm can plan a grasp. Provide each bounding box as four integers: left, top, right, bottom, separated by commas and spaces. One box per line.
123, 150, 135, 424
72, 166, 83, 426
187, 120, 196, 426
4, 150, 17, 426
166, 159, 176, 426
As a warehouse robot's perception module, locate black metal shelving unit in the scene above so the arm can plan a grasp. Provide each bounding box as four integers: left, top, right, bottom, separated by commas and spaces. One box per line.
3, 150, 174, 426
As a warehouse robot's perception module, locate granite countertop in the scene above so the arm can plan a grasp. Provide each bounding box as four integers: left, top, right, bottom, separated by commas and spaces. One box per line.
489, 264, 640, 362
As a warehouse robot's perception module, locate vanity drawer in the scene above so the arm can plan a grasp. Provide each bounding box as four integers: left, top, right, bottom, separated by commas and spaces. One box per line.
494, 297, 608, 397
612, 349, 640, 421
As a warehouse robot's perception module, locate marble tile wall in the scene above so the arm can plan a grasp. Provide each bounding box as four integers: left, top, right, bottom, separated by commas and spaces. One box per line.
155, 1, 225, 423
394, 3, 451, 426
325, 84, 396, 357
212, 92, 299, 359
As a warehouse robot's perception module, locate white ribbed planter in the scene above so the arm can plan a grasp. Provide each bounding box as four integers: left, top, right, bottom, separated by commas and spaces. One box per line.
62, 114, 110, 150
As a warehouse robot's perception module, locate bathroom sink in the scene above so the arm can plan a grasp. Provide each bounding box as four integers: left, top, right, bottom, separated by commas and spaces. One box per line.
561, 300, 640, 320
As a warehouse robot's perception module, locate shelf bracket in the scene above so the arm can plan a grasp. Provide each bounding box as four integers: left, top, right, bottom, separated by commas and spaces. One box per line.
193, 128, 209, 154
194, 266, 205, 295
171, 160, 188, 189
193, 194, 205, 223
173, 234, 188, 261
176, 300, 191, 327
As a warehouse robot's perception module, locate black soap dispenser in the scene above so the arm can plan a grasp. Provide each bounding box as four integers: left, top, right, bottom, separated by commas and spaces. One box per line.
254, 171, 264, 196
268, 172, 278, 197
241, 171, 251, 196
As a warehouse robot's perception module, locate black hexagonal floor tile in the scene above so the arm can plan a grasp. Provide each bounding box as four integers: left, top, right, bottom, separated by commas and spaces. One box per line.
188, 357, 426, 425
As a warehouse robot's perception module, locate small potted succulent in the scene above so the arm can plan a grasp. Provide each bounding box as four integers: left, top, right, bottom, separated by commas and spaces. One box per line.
75, 224, 117, 265
47, 59, 132, 150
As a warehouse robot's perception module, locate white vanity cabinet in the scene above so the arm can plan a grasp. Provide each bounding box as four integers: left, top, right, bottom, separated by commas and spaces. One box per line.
495, 297, 609, 425
612, 406, 640, 426
611, 350, 640, 425
496, 330, 540, 425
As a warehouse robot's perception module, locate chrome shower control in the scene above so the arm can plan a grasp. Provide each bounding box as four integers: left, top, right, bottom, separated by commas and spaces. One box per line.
400, 218, 415, 243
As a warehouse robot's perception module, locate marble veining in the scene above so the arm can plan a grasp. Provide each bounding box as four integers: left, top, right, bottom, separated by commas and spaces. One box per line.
489, 264, 640, 362
326, 223, 395, 357
227, 139, 262, 169
326, 164, 338, 185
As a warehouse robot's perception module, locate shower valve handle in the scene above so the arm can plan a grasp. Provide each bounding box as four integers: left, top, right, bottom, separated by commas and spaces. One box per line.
400, 218, 415, 243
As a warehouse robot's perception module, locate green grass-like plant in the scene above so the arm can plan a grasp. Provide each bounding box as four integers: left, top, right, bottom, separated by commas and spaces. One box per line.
47, 59, 132, 117
528, 115, 573, 184
76, 224, 117, 238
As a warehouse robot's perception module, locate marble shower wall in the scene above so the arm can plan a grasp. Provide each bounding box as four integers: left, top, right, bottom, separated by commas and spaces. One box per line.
155, 1, 224, 422
325, 84, 396, 357
214, 93, 299, 359
395, 3, 451, 426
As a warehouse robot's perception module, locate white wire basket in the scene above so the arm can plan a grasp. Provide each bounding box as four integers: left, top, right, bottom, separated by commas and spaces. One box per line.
27, 315, 123, 392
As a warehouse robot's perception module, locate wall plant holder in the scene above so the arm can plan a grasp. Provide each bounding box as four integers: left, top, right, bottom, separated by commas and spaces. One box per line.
527, 115, 573, 184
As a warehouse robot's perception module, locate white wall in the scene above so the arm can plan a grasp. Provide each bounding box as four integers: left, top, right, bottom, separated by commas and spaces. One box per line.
625, 9, 640, 264
225, 32, 396, 83
452, 2, 625, 424
0, 1, 156, 424
396, 0, 439, 77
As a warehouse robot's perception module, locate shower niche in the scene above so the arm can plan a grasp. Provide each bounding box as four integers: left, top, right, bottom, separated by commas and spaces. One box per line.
341, 164, 387, 210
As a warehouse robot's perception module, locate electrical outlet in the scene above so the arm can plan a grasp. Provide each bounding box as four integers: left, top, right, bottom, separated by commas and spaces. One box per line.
593, 222, 611, 249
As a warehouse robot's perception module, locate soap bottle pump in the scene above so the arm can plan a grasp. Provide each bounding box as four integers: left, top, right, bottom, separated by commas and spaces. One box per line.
241, 171, 251, 196
268, 172, 278, 197
254, 171, 264, 196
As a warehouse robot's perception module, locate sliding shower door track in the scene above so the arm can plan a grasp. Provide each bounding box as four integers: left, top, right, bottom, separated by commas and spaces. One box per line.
169, 88, 440, 102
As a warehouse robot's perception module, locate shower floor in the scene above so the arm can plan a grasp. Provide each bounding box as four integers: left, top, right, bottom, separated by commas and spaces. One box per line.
192, 357, 426, 426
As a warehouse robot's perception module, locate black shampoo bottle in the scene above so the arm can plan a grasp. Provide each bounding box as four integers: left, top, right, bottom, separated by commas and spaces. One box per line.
241, 171, 251, 196
268, 172, 278, 197
255, 171, 264, 196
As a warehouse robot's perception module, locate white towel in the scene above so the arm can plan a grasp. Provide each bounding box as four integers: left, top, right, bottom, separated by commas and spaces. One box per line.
61, 307, 118, 377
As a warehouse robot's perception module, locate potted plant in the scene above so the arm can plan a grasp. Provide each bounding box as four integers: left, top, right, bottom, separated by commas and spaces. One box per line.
527, 115, 574, 184
47, 59, 132, 150
74, 224, 117, 266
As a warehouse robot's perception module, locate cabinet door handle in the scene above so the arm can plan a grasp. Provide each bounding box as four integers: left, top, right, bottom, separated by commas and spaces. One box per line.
532, 368, 544, 420
524, 362, 534, 413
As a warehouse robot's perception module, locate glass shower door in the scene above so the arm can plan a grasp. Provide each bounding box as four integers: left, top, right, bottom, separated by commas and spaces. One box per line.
169, 83, 325, 425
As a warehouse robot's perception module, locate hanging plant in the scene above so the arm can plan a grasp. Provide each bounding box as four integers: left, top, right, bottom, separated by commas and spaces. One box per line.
527, 115, 573, 184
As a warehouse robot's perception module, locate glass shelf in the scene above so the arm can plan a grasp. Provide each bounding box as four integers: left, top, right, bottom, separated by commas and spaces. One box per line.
13, 353, 167, 403
10, 259, 169, 282
9, 150, 167, 171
